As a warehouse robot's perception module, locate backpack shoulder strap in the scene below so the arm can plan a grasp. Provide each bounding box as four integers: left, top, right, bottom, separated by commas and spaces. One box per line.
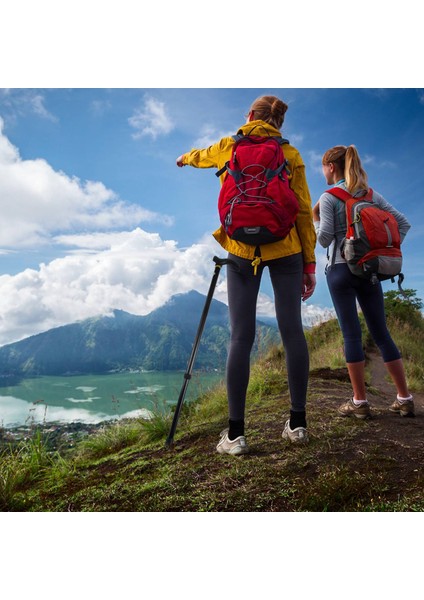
325, 187, 374, 202
324, 187, 352, 202
215, 133, 248, 177
364, 188, 373, 201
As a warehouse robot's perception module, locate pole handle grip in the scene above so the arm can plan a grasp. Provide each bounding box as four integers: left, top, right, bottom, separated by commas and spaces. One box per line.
213, 255, 240, 270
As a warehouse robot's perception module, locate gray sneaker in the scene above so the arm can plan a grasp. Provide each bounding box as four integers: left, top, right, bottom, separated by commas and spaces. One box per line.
389, 396, 415, 417
216, 429, 249, 456
282, 419, 309, 444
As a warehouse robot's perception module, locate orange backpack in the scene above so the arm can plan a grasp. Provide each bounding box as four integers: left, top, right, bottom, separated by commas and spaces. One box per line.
327, 187, 403, 283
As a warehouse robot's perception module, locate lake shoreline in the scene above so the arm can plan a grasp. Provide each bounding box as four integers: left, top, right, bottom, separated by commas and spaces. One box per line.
0, 419, 116, 450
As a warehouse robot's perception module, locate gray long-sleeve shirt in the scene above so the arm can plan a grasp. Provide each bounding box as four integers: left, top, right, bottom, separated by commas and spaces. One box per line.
314, 182, 411, 268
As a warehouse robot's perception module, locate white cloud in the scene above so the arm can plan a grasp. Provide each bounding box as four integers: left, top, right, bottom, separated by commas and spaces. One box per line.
129, 96, 174, 140
29, 93, 57, 121
0, 230, 222, 346
307, 150, 324, 174
193, 124, 233, 148
90, 99, 112, 116
300, 303, 336, 327
0, 89, 57, 122
0, 118, 172, 249
0, 120, 20, 162
287, 133, 304, 146
362, 154, 396, 169
256, 289, 335, 327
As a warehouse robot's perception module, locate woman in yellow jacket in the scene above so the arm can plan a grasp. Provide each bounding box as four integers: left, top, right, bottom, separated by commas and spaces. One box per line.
176, 95, 316, 454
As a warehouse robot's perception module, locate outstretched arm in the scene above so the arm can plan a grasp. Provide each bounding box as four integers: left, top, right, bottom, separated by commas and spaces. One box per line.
176, 137, 233, 174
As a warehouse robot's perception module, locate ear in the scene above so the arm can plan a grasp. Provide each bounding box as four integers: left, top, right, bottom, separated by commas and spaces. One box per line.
248, 110, 255, 122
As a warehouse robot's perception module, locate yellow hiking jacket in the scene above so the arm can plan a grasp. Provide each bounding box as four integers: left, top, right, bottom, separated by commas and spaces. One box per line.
182, 120, 316, 272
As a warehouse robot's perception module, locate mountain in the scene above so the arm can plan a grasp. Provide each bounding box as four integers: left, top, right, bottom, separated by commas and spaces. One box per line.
0, 291, 279, 378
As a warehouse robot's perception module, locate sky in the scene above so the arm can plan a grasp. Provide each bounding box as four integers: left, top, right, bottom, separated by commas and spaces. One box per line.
0, 87, 422, 346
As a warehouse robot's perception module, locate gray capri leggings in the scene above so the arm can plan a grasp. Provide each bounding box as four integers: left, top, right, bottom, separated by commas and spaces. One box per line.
226, 252, 309, 420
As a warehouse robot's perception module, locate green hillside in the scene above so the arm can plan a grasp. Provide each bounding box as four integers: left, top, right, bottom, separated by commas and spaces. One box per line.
0, 291, 279, 377
1, 290, 423, 512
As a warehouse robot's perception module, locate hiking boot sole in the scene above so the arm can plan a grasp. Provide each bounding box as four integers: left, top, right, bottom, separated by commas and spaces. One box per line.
216, 445, 249, 455
389, 407, 415, 418
337, 409, 371, 420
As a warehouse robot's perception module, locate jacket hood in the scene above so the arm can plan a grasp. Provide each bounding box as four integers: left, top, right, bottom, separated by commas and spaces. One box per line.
237, 120, 284, 139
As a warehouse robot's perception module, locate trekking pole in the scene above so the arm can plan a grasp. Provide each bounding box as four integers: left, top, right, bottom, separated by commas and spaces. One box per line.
165, 255, 238, 448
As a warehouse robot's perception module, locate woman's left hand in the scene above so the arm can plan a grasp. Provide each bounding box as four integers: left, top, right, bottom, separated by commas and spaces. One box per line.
302, 273, 316, 301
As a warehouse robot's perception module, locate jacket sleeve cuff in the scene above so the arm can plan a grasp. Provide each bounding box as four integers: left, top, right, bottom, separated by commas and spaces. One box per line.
303, 262, 316, 274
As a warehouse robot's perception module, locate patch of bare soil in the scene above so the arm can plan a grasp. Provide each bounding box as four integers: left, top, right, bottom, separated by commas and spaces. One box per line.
350, 351, 424, 499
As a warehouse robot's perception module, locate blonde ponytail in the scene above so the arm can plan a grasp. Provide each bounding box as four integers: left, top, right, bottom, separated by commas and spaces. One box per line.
344, 145, 368, 194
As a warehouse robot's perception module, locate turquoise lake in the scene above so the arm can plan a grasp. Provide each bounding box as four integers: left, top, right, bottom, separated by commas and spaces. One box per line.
0, 371, 224, 428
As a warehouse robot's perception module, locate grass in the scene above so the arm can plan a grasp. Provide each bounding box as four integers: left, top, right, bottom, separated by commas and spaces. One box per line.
75, 420, 147, 460
305, 318, 347, 370
385, 315, 424, 390
0, 429, 71, 511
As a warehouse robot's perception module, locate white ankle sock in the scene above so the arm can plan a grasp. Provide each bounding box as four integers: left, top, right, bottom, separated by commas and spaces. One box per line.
352, 398, 368, 406
397, 394, 413, 403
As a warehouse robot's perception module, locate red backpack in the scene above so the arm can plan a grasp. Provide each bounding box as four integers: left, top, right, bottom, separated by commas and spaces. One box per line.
216, 133, 299, 246
327, 187, 403, 283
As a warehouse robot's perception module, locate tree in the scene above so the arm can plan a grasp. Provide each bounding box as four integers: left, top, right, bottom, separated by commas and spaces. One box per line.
383, 288, 423, 324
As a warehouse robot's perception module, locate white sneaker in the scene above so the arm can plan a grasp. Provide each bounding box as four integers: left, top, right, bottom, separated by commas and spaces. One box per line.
282, 419, 309, 444
216, 429, 249, 455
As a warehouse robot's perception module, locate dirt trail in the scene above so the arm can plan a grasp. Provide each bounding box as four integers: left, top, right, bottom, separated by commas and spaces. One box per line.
355, 351, 424, 489
368, 349, 424, 416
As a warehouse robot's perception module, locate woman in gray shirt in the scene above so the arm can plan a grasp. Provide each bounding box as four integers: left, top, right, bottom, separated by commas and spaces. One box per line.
313, 145, 413, 419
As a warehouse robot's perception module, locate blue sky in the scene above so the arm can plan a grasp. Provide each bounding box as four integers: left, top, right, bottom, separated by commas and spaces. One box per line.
0, 88, 422, 345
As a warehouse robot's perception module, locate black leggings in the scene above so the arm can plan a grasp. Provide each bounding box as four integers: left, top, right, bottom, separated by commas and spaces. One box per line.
326, 263, 401, 363
226, 252, 309, 420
